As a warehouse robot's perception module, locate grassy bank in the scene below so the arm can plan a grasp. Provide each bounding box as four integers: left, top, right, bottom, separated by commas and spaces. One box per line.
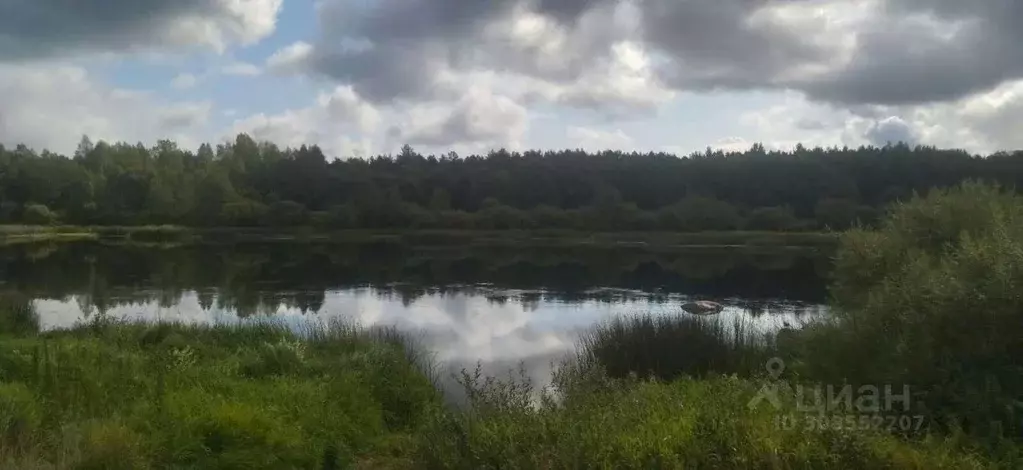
0, 314, 1004, 469
0, 316, 443, 469
0, 225, 838, 250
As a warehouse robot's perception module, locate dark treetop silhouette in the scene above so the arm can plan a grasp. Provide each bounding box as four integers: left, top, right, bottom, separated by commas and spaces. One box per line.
1, 135, 1020, 230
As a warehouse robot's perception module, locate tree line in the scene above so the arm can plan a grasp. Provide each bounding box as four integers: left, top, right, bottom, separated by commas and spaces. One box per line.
1, 135, 1021, 231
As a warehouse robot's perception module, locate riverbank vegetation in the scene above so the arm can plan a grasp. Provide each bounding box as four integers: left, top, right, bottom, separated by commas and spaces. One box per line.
0, 313, 1005, 469
1, 181, 1021, 468
4, 135, 1023, 231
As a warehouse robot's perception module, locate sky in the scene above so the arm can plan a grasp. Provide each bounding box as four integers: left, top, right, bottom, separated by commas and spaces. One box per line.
1, 0, 1021, 159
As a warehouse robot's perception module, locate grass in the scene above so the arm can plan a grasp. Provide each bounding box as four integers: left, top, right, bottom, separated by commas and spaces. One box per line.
428, 368, 1004, 469
577, 314, 772, 381
0, 309, 1014, 469
0, 316, 444, 469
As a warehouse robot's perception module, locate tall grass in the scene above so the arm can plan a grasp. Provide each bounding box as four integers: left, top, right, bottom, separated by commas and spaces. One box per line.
0, 308, 1015, 468
577, 314, 772, 381
417, 358, 1003, 469
0, 317, 444, 469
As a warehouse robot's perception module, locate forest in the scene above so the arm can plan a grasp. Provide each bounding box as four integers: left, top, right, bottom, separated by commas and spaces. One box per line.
2, 134, 1022, 231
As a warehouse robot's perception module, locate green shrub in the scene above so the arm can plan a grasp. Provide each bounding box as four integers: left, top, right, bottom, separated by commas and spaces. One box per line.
804, 181, 1023, 439
265, 200, 308, 227
22, 204, 57, 226
745, 206, 800, 231
238, 338, 307, 378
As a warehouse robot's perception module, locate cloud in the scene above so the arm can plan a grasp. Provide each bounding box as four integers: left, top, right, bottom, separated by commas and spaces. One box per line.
905, 79, 1023, 152
0, 0, 283, 61
393, 86, 528, 151
290, 0, 1023, 114
863, 117, 919, 147
300, 0, 653, 112
266, 41, 312, 73
797, 0, 1023, 105
0, 63, 213, 154
566, 126, 633, 152
733, 79, 1023, 154
158, 102, 212, 129
228, 85, 380, 158
229, 81, 529, 158
221, 62, 261, 77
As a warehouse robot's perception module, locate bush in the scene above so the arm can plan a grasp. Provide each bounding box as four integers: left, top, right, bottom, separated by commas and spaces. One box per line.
744, 205, 799, 231
22, 203, 58, 225
220, 200, 269, 227
265, 200, 308, 227
802, 181, 1023, 439
658, 197, 742, 231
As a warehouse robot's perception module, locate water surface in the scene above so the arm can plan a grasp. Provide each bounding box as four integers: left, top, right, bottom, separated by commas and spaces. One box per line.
1, 240, 832, 396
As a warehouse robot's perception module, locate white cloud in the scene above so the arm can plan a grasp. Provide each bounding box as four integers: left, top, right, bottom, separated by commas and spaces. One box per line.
266, 41, 313, 73
0, 63, 213, 154
566, 126, 633, 152
731, 80, 1023, 154
229, 85, 380, 158
161, 0, 282, 53
393, 86, 529, 153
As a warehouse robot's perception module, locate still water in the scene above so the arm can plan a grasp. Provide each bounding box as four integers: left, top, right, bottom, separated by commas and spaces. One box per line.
2, 240, 832, 394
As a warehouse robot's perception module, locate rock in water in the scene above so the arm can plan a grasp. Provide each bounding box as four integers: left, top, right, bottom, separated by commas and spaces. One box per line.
680, 300, 724, 315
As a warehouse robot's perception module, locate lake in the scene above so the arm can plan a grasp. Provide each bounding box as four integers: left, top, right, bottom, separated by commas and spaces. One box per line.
0, 239, 832, 399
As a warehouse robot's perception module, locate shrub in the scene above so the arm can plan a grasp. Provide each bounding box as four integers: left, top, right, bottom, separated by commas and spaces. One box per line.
803, 181, 1023, 439
657, 197, 742, 231
22, 204, 57, 225
220, 200, 268, 227
744, 205, 800, 231
265, 200, 308, 227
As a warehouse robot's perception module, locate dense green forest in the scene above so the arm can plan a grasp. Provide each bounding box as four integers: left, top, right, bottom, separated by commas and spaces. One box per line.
3, 135, 1022, 230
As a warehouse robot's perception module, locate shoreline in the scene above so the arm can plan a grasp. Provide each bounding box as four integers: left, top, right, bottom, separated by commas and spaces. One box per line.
0, 225, 839, 250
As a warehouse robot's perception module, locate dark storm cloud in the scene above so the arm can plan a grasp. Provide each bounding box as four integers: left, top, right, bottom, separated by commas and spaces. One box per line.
798, 0, 1023, 105
530, 0, 594, 24
0, 0, 229, 60
638, 0, 826, 90
307, 0, 634, 103
308, 0, 519, 102
302, 0, 1023, 107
